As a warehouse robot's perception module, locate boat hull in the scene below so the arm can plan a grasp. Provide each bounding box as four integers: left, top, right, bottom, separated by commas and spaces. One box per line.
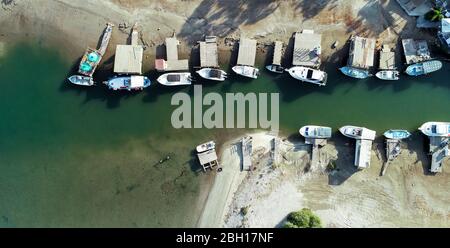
105, 76, 151, 91
375, 70, 399, 81
383, 130, 411, 140
339, 66, 371, 79
286, 66, 328, 86
266, 64, 284, 74
299, 125, 332, 139
196, 141, 216, 153
68, 75, 95, 86
339, 126, 376, 140
232, 65, 259, 79
405, 60, 443, 76
418, 122, 450, 137
157, 73, 193, 86
196, 68, 227, 81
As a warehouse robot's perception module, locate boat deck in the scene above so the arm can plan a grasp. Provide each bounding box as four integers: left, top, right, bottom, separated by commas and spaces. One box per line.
402, 39, 430, 65
429, 136, 449, 173
379, 45, 396, 70
272, 41, 283, 66
199, 36, 219, 68
292, 31, 322, 68
237, 38, 257, 66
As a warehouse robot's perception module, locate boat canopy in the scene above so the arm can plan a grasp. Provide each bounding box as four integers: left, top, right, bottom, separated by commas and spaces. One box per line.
130, 76, 145, 88
80, 62, 92, 72
88, 52, 99, 62
167, 74, 181, 82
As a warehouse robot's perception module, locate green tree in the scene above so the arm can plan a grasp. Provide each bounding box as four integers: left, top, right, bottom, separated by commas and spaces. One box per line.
283, 208, 322, 228
425, 8, 444, 22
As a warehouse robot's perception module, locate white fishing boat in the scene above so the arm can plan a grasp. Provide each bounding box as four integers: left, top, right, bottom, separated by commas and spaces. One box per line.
232, 65, 259, 79
418, 122, 450, 137
375, 70, 399, 81
104, 75, 151, 91
68, 75, 95, 86
299, 125, 332, 139
157, 72, 193, 86
196, 141, 216, 153
196, 68, 227, 81
339, 126, 376, 140
286, 66, 328, 86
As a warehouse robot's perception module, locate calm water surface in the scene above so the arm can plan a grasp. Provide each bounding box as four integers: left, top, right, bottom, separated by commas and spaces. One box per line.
0, 42, 449, 227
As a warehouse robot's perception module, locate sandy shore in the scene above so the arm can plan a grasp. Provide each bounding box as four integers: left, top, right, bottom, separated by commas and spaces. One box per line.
202, 132, 449, 228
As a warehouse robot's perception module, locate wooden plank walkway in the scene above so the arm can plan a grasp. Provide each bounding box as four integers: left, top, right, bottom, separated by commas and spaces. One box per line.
237, 38, 257, 66
272, 41, 283, 65
199, 36, 219, 68
241, 136, 253, 171
293, 31, 322, 68
381, 139, 401, 176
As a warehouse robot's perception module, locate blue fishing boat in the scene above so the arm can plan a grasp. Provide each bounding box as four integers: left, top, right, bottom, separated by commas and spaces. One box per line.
405, 60, 442, 76
383, 130, 411, 140
104, 76, 151, 91
339, 66, 372, 79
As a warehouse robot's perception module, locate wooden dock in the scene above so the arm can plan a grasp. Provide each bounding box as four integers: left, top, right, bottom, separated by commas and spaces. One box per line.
292, 30, 322, 68
241, 136, 253, 171
381, 139, 402, 176
199, 36, 219, 68
429, 136, 449, 173
305, 138, 327, 169
155, 37, 189, 72
272, 41, 283, 66
237, 38, 257, 66
348, 36, 376, 69
379, 44, 396, 70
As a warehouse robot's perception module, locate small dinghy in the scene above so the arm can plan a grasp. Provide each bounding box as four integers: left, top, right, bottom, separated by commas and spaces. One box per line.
299, 125, 332, 139
157, 73, 193, 86
104, 75, 151, 91
266, 64, 284, 73
405, 60, 442, 76
339, 66, 372, 79
232, 65, 259, 79
375, 70, 399, 81
68, 75, 95, 86
383, 130, 411, 140
196, 68, 227, 81
418, 122, 450, 137
196, 141, 216, 153
286, 66, 328, 86
339, 126, 376, 140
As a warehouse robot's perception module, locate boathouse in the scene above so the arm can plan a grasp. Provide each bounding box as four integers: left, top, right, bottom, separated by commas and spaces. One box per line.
292, 30, 322, 68
155, 37, 189, 72
114, 24, 143, 75
199, 36, 219, 68
401, 39, 430, 64
236, 38, 257, 67
347, 36, 376, 70
197, 149, 219, 172
379, 45, 396, 70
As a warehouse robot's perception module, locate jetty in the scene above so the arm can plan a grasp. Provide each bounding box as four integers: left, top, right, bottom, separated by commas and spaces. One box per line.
381, 139, 402, 176
197, 149, 219, 172
292, 30, 322, 68
155, 37, 189, 72
77, 22, 114, 77
114, 23, 144, 75
241, 136, 253, 171
272, 41, 283, 66
355, 139, 373, 169
347, 36, 376, 70
379, 45, 397, 70
305, 138, 328, 169
199, 36, 219, 68
236, 38, 257, 67
402, 39, 430, 65
428, 136, 449, 173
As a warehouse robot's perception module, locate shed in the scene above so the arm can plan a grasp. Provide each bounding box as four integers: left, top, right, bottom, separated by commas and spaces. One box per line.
292, 30, 322, 68
114, 45, 144, 75
347, 36, 376, 69
237, 38, 257, 66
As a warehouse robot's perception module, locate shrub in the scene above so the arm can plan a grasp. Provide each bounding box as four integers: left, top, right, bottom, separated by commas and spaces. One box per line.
283, 208, 322, 228
425, 8, 444, 22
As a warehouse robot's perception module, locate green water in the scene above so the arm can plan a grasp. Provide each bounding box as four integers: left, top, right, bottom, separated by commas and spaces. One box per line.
0, 42, 449, 227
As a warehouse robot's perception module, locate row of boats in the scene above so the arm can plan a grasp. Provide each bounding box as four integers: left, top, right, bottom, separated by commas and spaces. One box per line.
299, 121, 450, 140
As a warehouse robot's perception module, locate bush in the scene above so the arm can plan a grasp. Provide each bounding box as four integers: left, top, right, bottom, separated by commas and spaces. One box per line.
283, 208, 322, 228
425, 8, 444, 22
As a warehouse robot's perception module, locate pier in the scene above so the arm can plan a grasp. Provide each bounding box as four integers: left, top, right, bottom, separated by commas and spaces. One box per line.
428, 136, 449, 173
348, 36, 376, 70
292, 30, 322, 68
381, 139, 402, 176
272, 41, 283, 66
241, 136, 253, 171
199, 36, 219, 68
236, 38, 257, 66
355, 139, 373, 169
379, 44, 396, 70
113, 23, 143, 75
402, 39, 430, 65
155, 37, 189, 72
305, 138, 328, 169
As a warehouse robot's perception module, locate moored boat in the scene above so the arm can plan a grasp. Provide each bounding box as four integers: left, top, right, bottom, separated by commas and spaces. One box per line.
375, 70, 399, 81
286, 66, 328, 86
157, 73, 193, 86
68, 75, 95, 86
266, 64, 284, 73
339, 66, 372, 79
418, 122, 450, 137
196, 141, 216, 153
232, 65, 259, 79
104, 75, 151, 91
196, 68, 227, 81
383, 129, 411, 140
299, 125, 332, 139
339, 125, 376, 140
405, 60, 442, 76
